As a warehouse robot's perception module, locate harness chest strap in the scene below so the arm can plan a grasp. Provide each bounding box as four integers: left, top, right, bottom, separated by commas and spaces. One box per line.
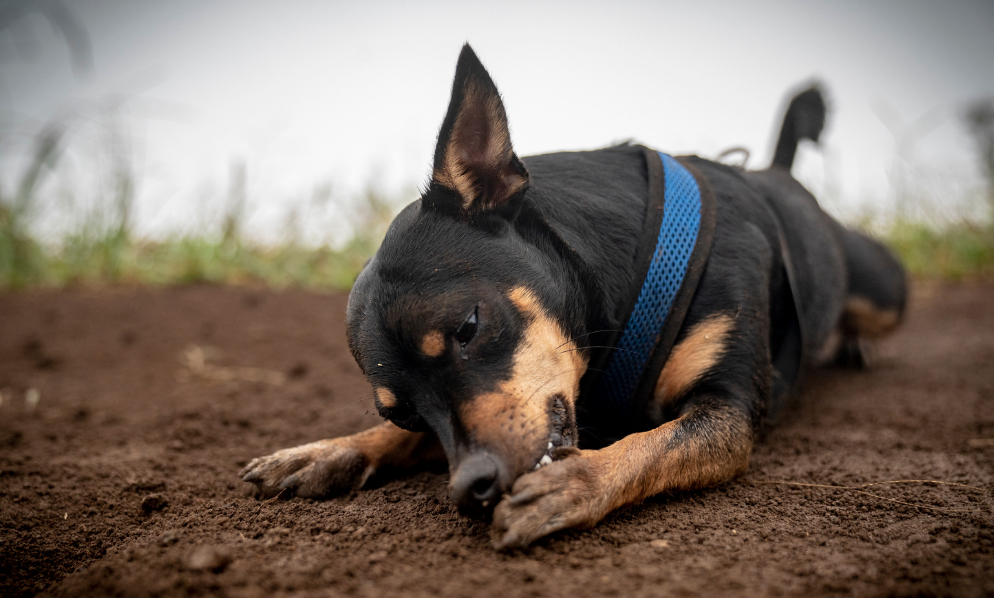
587, 149, 716, 429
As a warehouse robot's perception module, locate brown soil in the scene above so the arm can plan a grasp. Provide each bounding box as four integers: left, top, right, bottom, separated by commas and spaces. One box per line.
1, 283, 992, 598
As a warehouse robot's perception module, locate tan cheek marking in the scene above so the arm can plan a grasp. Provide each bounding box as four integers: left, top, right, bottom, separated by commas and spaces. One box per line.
374, 387, 397, 410
420, 330, 446, 357
654, 313, 735, 407
460, 287, 587, 471
841, 296, 900, 338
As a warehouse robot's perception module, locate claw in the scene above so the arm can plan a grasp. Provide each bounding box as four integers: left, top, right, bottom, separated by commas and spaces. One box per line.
238, 460, 259, 478
238, 439, 368, 500
494, 531, 522, 551
508, 490, 540, 506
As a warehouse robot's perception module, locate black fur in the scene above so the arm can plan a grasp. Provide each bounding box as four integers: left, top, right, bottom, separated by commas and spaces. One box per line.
771, 85, 827, 171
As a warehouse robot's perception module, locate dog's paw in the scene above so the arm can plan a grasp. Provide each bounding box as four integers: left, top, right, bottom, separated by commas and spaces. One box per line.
492, 454, 608, 549
239, 439, 369, 499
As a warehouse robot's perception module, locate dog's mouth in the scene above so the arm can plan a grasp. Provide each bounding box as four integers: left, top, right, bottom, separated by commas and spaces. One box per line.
533, 396, 578, 470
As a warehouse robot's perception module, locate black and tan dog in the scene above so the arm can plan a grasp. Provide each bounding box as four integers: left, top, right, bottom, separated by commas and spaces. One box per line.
241, 45, 906, 548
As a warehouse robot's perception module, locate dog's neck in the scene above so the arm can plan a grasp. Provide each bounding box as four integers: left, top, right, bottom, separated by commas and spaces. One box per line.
514, 145, 654, 383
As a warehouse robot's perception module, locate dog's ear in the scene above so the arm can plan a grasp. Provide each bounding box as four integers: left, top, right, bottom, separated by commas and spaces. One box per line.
429, 44, 529, 215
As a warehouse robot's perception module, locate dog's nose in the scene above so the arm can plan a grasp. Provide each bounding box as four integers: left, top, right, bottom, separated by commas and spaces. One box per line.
449, 452, 502, 513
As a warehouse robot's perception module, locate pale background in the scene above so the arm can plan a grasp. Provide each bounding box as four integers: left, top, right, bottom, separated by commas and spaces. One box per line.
3, 0, 993, 244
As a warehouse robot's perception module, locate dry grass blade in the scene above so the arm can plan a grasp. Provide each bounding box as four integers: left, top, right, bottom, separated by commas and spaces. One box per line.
180, 344, 286, 386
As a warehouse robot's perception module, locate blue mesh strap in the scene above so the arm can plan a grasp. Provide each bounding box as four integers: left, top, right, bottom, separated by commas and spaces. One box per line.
595, 152, 702, 414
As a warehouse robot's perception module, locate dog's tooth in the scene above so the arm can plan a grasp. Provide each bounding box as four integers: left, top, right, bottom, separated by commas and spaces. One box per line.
547, 442, 554, 451
539, 455, 553, 466
534, 463, 541, 471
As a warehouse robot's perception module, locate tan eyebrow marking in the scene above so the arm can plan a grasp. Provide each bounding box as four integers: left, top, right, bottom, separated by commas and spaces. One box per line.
420, 330, 446, 357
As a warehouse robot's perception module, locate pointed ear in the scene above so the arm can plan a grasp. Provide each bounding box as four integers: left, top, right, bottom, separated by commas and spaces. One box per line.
430, 44, 529, 214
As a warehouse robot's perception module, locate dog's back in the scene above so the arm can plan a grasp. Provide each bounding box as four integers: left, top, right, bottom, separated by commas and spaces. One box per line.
747, 85, 907, 369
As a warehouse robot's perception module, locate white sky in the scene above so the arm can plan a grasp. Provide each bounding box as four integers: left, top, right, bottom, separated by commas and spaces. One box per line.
2, 0, 993, 243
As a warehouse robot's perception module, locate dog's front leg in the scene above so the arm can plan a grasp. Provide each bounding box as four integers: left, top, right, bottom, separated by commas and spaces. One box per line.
241, 422, 442, 498
493, 404, 753, 548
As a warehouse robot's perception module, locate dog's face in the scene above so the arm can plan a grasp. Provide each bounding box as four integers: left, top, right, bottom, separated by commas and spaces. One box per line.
345, 46, 587, 514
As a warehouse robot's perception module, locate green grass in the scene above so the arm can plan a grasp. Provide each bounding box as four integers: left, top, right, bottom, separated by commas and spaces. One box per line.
0, 233, 378, 291
882, 220, 994, 281
2, 218, 992, 292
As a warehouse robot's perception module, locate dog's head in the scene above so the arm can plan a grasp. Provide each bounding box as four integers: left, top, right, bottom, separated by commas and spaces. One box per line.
346, 45, 588, 515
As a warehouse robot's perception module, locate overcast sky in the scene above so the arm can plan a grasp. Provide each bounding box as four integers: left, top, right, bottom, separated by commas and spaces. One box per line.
2, 0, 993, 242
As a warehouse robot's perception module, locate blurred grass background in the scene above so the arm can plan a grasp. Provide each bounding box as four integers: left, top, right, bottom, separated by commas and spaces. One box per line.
2, 1, 993, 293
1, 100, 993, 291
0, 103, 403, 291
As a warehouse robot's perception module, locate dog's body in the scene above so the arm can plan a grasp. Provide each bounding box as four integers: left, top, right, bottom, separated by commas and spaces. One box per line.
241, 46, 906, 548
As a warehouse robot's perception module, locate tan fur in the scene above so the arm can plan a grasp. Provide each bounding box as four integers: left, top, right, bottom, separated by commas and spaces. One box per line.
349, 421, 439, 469
239, 422, 442, 498
374, 387, 398, 409
654, 313, 735, 408
420, 330, 446, 357
460, 287, 587, 474
816, 326, 844, 365
841, 295, 901, 338
432, 81, 526, 210
493, 405, 753, 548
597, 405, 753, 508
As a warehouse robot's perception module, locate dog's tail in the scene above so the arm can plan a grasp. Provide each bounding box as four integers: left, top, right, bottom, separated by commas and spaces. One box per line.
771, 85, 826, 171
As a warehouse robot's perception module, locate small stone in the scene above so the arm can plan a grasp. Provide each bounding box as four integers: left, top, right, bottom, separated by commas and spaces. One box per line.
25, 388, 40, 413
158, 529, 182, 546
184, 545, 232, 572
650, 539, 670, 549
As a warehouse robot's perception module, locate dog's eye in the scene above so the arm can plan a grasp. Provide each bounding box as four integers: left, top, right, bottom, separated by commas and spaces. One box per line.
455, 307, 478, 347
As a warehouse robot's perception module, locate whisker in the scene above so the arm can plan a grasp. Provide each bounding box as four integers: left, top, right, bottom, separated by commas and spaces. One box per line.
523, 366, 589, 407
559, 345, 641, 356
555, 328, 624, 351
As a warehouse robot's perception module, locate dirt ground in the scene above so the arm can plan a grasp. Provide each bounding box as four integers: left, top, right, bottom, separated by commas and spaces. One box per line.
1, 282, 992, 598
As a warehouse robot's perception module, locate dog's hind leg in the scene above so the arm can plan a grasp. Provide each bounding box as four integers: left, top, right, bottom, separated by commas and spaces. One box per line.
240, 422, 443, 499
832, 228, 907, 367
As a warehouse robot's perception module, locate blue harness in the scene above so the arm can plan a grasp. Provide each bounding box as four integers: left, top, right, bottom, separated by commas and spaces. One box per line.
593, 152, 708, 421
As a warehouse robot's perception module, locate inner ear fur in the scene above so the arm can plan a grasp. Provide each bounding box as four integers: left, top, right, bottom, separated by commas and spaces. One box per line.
431, 44, 529, 214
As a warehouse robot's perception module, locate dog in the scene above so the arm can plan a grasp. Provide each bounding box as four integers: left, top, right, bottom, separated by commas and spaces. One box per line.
240, 45, 906, 548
